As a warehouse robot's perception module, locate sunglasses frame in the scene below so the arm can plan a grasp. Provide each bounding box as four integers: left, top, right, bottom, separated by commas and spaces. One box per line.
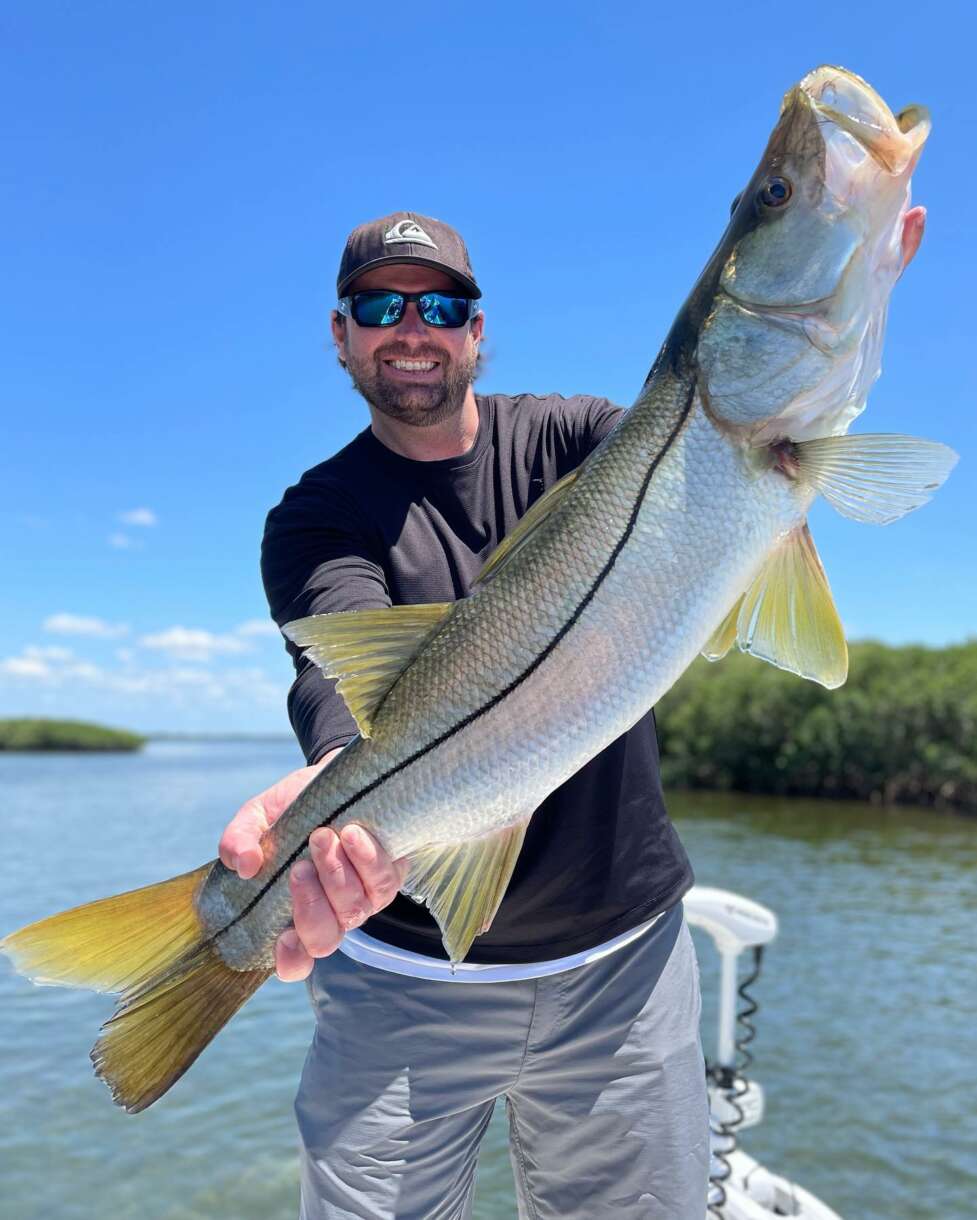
337, 289, 481, 329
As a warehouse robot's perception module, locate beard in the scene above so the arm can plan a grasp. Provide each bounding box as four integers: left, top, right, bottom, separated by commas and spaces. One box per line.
344, 338, 478, 428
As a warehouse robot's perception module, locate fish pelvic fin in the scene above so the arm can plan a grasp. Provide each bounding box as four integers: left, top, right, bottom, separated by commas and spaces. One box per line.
794, 433, 958, 524
1, 864, 272, 1112
735, 523, 847, 689
701, 594, 745, 661
402, 820, 530, 962
283, 602, 454, 737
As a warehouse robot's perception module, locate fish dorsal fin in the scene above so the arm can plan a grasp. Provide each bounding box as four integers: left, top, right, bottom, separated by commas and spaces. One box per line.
402, 821, 530, 962
474, 469, 580, 588
734, 523, 847, 689
701, 594, 745, 661
282, 603, 454, 737
794, 433, 958, 525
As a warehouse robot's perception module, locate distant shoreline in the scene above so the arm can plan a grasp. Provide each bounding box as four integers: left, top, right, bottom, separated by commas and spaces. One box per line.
0, 718, 145, 752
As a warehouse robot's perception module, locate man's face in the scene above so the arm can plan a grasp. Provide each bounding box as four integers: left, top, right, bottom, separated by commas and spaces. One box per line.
332, 264, 484, 428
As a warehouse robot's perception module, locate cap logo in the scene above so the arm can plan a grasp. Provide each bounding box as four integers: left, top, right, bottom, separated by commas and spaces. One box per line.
383, 219, 438, 250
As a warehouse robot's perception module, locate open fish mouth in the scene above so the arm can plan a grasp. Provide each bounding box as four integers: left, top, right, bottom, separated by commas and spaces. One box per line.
798, 66, 930, 174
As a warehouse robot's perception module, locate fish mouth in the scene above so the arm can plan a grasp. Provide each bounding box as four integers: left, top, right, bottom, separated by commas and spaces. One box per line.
797, 65, 930, 174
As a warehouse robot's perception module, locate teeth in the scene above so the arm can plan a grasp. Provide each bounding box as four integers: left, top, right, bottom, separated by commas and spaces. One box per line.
390, 360, 437, 372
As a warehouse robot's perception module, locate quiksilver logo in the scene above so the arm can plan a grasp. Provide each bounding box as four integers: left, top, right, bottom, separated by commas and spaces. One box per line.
383, 219, 438, 250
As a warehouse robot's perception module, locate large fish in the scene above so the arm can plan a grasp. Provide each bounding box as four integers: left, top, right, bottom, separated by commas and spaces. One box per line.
2, 66, 956, 1113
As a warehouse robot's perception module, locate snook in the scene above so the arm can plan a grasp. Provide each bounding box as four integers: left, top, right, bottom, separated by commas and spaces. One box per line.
2, 66, 957, 1113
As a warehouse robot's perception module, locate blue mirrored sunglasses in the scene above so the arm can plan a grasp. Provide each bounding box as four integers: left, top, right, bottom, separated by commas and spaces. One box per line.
337, 290, 480, 329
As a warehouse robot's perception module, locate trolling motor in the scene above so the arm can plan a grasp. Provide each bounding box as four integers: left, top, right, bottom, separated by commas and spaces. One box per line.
684, 887, 843, 1220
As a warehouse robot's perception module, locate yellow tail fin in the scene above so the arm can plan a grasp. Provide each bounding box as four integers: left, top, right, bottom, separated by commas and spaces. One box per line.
1, 864, 272, 1112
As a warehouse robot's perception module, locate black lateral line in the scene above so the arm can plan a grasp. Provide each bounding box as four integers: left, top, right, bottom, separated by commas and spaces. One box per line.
217, 381, 696, 940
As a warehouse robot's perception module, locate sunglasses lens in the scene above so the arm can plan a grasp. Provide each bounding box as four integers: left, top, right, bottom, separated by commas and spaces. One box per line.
418, 293, 471, 327
352, 292, 404, 326
347, 290, 472, 327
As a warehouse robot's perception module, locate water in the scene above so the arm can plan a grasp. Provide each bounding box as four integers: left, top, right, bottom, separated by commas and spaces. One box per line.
0, 742, 973, 1219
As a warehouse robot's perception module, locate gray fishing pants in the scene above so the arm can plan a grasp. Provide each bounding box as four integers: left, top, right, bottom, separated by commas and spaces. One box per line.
295, 903, 708, 1219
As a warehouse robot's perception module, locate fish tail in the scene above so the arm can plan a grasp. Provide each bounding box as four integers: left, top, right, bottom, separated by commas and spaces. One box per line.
1, 863, 272, 1112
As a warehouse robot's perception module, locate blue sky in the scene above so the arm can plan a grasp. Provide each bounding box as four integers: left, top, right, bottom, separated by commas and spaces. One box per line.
2, 1, 973, 733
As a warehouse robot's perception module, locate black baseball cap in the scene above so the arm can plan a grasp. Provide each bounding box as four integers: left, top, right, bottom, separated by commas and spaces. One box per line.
337, 211, 481, 299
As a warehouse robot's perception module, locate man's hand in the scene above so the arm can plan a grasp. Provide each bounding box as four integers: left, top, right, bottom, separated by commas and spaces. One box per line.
218, 748, 407, 982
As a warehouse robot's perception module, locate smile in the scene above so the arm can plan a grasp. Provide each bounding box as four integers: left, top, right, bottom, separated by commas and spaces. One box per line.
384, 359, 440, 373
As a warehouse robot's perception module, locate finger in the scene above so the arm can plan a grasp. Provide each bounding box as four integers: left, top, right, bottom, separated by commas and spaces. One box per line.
310, 828, 371, 932
275, 927, 314, 983
219, 798, 271, 879
900, 205, 925, 273
339, 825, 406, 912
290, 858, 343, 957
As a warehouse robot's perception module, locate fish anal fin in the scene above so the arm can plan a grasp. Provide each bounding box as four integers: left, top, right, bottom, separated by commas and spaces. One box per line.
283, 603, 454, 737
475, 469, 580, 588
402, 821, 530, 963
794, 432, 958, 525
737, 523, 848, 689
702, 595, 744, 661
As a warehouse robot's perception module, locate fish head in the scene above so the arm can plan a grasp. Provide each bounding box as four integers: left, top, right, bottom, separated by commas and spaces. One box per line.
693, 66, 929, 444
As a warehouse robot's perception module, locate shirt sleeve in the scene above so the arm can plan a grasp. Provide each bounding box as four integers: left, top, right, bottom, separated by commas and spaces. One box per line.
261, 475, 391, 764
556, 395, 626, 465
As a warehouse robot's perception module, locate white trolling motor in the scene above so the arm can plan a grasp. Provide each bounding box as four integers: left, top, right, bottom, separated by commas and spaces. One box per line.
684, 887, 844, 1220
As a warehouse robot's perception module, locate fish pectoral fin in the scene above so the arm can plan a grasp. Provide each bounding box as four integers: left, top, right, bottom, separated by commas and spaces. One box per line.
736, 523, 848, 689
282, 602, 454, 737
474, 468, 580, 588
0, 863, 271, 1111
402, 820, 530, 963
794, 433, 958, 525
701, 595, 745, 661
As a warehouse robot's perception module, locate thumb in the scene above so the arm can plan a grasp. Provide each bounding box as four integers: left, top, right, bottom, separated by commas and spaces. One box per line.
219, 796, 270, 879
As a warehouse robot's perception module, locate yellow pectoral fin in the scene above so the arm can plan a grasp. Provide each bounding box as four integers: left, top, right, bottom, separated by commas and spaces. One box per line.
402, 821, 530, 963
283, 602, 454, 737
735, 523, 848, 689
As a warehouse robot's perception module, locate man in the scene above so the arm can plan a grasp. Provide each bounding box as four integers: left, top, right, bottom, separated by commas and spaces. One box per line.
220, 212, 708, 1218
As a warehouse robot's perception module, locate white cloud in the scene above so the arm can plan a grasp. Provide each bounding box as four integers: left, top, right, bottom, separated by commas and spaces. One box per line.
235, 619, 280, 638
119, 507, 158, 527
0, 650, 101, 682
3, 618, 287, 727
70, 661, 102, 681
0, 646, 280, 707
1, 655, 51, 678
139, 626, 252, 663
44, 613, 129, 638
108, 532, 138, 550
25, 645, 74, 662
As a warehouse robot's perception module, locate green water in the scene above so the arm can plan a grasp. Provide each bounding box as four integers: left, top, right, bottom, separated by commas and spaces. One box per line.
0, 742, 973, 1219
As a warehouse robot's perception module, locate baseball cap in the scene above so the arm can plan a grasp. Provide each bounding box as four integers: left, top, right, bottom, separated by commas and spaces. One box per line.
337, 211, 481, 299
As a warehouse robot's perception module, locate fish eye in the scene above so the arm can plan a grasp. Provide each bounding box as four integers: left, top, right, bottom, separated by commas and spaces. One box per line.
729, 191, 743, 217
758, 176, 792, 208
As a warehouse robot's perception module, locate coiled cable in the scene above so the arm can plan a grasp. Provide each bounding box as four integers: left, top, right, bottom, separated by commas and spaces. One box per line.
706, 945, 765, 1218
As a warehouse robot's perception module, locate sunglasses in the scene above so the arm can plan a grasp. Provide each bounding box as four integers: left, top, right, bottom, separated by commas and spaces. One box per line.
337, 290, 480, 329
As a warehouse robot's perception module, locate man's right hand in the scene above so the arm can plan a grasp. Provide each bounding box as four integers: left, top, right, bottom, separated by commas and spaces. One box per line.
218, 747, 407, 982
